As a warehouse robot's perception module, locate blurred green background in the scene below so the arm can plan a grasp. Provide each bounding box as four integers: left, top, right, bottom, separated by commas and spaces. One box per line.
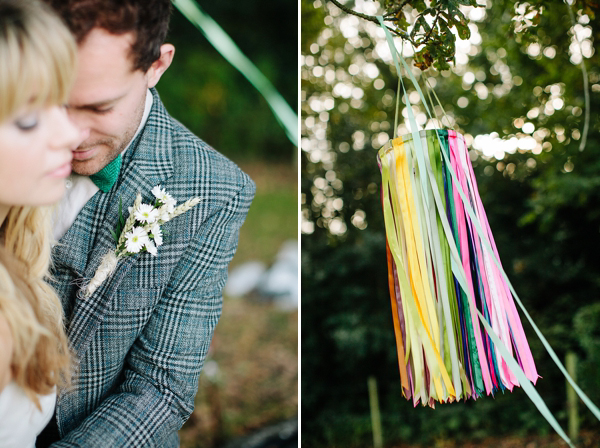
302, 0, 600, 446
160, 2, 296, 163
156, 2, 298, 446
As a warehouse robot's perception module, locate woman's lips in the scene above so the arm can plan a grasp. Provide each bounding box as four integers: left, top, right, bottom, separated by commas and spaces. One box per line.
48, 162, 72, 178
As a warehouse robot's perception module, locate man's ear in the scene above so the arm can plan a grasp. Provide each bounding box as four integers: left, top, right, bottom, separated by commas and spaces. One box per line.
147, 44, 175, 88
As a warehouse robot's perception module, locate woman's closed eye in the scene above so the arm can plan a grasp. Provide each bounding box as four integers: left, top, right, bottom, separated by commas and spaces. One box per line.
14, 112, 39, 131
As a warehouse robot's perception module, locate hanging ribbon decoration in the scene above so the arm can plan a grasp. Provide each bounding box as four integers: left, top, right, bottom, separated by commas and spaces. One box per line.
376, 15, 599, 447
171, 0, 298, 147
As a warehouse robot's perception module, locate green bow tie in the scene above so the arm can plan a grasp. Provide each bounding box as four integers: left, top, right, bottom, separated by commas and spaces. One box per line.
89, 155, 122, 193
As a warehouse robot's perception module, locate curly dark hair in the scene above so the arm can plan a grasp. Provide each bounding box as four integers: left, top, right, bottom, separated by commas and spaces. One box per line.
41, 0, 172, 72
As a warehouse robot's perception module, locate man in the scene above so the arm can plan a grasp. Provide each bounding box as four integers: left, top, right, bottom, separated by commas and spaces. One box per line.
37, 0, 255, 446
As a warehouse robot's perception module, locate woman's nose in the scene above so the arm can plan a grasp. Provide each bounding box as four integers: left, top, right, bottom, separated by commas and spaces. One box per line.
50, 105, 88, 150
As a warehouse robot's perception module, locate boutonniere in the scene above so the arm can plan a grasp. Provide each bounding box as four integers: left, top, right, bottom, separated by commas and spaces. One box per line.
83, 185, 202, 297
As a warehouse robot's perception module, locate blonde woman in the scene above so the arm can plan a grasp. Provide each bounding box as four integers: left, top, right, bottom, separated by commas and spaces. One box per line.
0, 0, 84, 445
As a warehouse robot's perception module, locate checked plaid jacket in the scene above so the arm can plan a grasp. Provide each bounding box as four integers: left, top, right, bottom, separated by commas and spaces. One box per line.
47, 88, 255, 447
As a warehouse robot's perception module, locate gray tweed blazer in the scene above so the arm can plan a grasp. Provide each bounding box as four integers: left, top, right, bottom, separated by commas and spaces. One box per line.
48, 88, 255, 447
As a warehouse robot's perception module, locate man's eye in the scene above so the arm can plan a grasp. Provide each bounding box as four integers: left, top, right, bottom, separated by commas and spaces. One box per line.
94, 107, 113, 115
15, 112, 39, 131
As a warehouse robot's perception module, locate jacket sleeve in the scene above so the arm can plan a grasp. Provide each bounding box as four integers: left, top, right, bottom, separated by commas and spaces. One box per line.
52, 176, 256, 447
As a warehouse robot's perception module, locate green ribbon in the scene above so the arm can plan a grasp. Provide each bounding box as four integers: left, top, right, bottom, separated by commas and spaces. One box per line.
171, 0, 298, 147
89, 155, 122, 193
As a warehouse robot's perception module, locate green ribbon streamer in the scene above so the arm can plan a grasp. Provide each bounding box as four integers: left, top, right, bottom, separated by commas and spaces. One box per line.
171, 0, 298, 147
438, 134, 484, 395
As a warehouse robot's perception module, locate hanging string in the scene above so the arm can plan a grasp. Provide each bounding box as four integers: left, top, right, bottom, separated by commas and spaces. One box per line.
423, 80, 441, 128
423, 76, 455, 132
394, 78, 401, 139
565, 0, 590, 152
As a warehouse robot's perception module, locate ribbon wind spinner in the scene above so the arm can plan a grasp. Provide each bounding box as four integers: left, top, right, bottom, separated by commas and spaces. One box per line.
378, 130, 538, 407
372, 14, 548, 410
373, 10, 547, 409
372, 15, 599, 447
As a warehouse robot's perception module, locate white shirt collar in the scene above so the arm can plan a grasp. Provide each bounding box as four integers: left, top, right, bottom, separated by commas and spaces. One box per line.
122, 89, 154, 156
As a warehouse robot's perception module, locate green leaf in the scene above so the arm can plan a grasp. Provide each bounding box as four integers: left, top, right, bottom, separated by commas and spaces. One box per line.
118, 198, 125, 231
396, 13, 410, 30
440, 11, 452, 25
411, 16, 431, 40
455, 21, 471, 40
413, 0, 427, 11
111, 196, 127, 244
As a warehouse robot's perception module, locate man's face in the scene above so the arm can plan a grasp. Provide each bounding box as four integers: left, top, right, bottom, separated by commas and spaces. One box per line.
67, 28, 149, 176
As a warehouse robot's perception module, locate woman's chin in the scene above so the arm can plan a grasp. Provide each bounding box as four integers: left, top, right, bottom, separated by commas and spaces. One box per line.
24, 182, 68, 208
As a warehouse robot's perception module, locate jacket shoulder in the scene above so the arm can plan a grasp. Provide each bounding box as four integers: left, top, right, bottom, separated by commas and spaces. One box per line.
167, 117, 255, 200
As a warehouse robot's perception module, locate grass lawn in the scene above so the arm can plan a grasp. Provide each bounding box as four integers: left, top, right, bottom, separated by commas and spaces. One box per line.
179, 161, 298, 447
230, 161, 298, 265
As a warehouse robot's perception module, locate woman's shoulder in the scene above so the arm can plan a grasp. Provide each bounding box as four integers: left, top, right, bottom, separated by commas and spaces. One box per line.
0, 381, 56, 448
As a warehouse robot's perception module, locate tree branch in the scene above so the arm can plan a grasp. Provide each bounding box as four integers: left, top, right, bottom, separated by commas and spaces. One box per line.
383, 0, 410, 18
326, 0, 412, 41
421, 9, 440, 46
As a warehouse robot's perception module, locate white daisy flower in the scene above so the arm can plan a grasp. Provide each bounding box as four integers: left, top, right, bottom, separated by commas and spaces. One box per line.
164, 194, 177, 213
134, 203, 159, 224
152, 184, 175, 207
151, 185, 166, 199
145, 239, 158, 256
125, 227, 149, 253
150, 224, 163, 246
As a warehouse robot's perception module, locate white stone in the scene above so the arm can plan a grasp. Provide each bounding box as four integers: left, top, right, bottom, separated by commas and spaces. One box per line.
224, 261, 267, 298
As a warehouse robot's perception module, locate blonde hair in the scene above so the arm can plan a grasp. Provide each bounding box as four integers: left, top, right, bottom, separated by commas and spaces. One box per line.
0, 0, 77, 407
0, 0, 76, 122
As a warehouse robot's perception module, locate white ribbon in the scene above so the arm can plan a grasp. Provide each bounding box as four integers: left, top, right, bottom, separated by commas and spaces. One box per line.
84, 252, 119, 297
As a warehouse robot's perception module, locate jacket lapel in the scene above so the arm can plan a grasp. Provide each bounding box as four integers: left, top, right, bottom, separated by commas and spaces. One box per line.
62, 89, 175, 358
